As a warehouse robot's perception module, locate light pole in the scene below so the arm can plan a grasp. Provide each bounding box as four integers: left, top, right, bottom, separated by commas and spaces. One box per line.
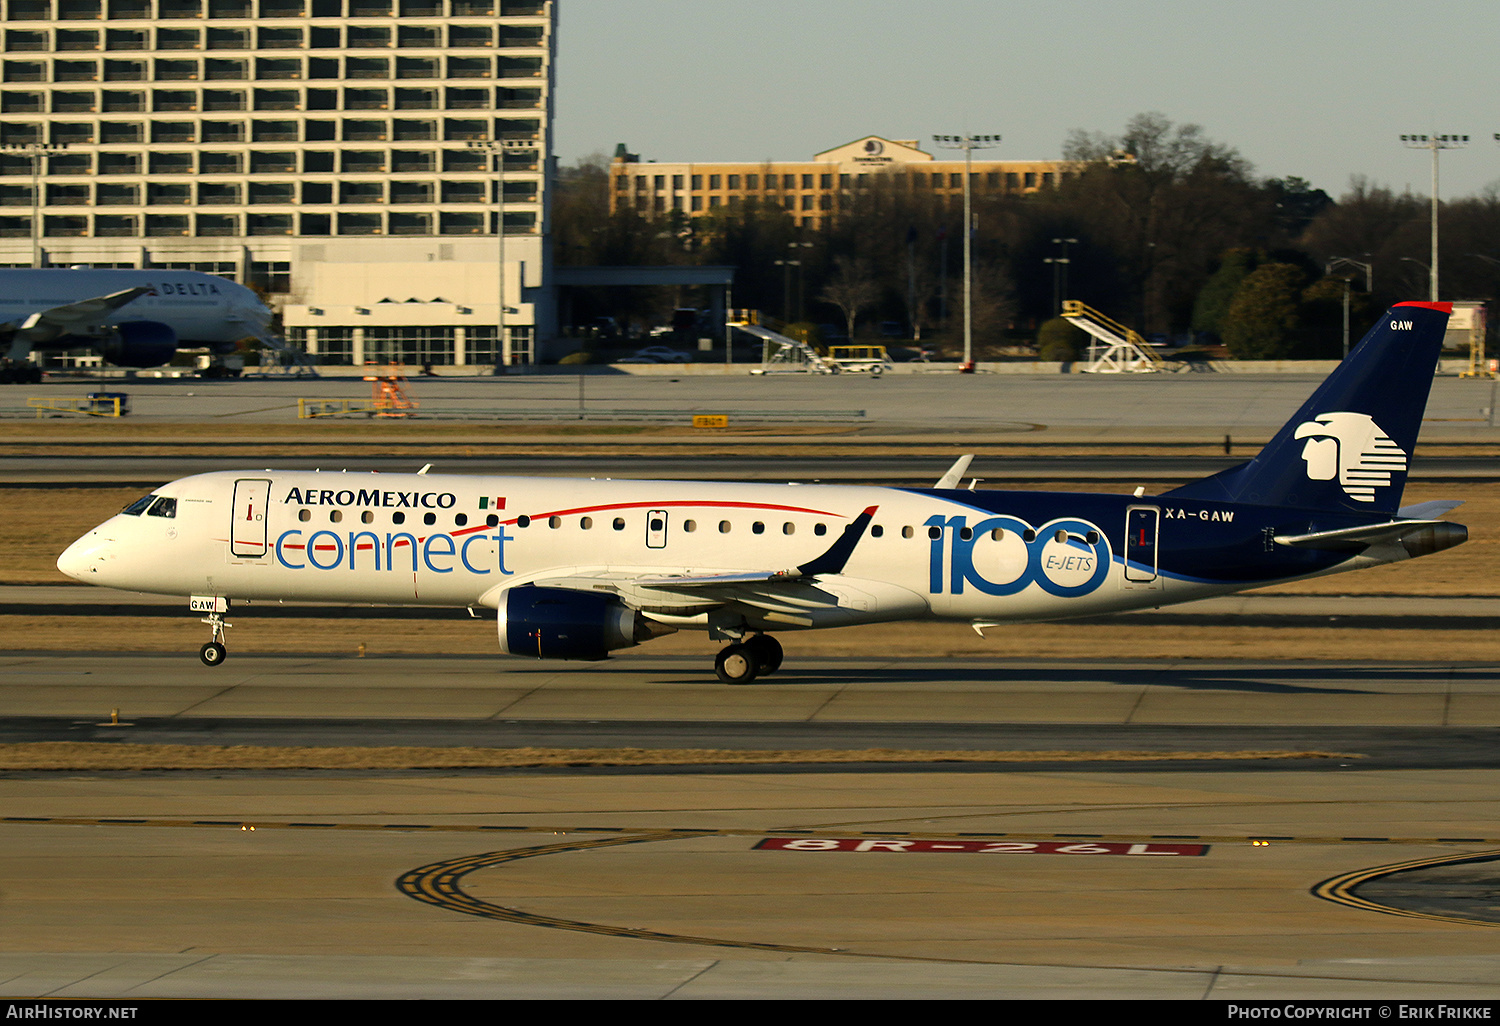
933, 133, 1000, 369
1326, 257, 1372, 359
467, 137, 534, 371
4, 141, 68, 268
773, 258, 799, 322
1400, 133, 1468, 302
1044, 237, 1077, 315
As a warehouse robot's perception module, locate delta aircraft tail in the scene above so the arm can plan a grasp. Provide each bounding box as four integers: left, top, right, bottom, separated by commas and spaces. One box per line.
1166, 301, 1451, 514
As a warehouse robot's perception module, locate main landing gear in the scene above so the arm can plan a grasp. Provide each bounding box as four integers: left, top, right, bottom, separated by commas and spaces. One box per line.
714, 634, 782, 684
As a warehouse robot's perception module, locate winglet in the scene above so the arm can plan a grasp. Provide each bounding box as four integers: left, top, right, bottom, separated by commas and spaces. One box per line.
796, 505, 877, 577
935, 455, 973, 489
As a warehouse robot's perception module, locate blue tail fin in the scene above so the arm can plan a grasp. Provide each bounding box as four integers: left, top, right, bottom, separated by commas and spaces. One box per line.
1165, 302, 1451, 513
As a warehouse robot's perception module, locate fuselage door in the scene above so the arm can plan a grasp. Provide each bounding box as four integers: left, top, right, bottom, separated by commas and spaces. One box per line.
1123, 505, 1160, 583
230, 478, 272, 559
646, 509, 668, 549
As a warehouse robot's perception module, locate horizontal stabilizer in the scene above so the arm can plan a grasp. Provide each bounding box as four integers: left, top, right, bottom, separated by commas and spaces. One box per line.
1275, 519, 1467, 558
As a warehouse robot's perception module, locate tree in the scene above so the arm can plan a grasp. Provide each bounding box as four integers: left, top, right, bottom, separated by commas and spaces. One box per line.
1036, 316, 1086, 362
1059, 112, 1269, 335
1221, 263, 1306, 359
1192, 248, 1262, 338
1264, 176, 1334, 241
818, 256, 880, 340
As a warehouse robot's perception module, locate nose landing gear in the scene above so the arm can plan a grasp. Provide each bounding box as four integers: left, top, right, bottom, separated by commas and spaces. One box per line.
713, 634, 783, 684
191, 596, 232, 667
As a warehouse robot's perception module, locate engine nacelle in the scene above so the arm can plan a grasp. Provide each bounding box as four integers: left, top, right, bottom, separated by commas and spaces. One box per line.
497, 586, 671, 661
97, 321, 179, 368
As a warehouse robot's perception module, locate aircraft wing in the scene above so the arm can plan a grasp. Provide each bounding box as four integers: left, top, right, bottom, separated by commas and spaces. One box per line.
10, 286, 154, 344
634, 505, 879, 589
486, 506, 880, 617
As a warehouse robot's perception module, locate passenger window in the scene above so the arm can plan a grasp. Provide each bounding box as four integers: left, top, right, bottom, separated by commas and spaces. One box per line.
299, 508, 311, 522
718, 521, 731, 533
121, 494, 155, 516
580, 516, 592, 529
612, 517, 625, 531
145, 496, 177, 519
871, 524, 883, 538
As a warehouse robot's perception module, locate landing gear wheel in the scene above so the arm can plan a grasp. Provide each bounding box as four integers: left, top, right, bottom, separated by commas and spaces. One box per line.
714, 643, 758, 685
746, 634, 783, 675
199, 641, 227, 667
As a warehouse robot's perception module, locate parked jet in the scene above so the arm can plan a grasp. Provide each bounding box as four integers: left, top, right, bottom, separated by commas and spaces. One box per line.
57, 303, 1466, 682
0, 267, 274, 382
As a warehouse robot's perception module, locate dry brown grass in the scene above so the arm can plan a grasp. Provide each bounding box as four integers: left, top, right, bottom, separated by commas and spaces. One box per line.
0, 742, 1353, 771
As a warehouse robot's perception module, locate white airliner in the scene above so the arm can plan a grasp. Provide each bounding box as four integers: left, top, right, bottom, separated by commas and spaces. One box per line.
0, 267, 274, 381
56, 303, 1467, 683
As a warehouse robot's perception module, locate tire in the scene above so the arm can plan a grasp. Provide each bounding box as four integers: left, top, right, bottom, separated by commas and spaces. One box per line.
714, 644, 758, 684
746, 634, 783, 675
199, 642, 227, 667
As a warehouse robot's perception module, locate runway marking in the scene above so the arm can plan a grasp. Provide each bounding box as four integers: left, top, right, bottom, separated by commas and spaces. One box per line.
757, 837, 1209, 855
6, 816, 1498, 953
394, 831, 1038, 964
1313, 849, 1500, 929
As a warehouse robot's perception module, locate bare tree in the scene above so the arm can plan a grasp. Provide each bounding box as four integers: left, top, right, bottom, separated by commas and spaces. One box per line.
819, 256, 879, 340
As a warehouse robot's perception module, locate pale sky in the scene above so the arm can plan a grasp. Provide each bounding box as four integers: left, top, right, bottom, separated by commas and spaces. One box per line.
554, 0, 1500, 201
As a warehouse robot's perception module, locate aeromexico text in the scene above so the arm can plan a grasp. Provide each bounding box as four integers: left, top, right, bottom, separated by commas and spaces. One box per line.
284, 487, 458, 510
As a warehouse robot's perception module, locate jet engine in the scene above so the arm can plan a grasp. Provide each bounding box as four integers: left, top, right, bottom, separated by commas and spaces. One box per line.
496, 586, 674, 661
96, 321, 179, 368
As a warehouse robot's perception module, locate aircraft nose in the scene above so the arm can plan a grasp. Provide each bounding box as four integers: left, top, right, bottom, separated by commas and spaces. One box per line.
57, 533, 106, 582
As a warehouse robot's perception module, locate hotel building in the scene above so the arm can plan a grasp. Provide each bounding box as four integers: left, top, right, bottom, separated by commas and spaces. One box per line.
610, 136, 1077, 232
0, 0, 555, 367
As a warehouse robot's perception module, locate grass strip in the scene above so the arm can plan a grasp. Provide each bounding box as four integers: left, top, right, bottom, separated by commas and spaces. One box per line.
0, 742, 1360, 771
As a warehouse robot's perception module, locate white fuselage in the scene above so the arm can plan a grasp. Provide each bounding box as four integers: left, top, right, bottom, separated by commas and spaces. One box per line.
57, 469, 1296, 634
0, 268, 272, 345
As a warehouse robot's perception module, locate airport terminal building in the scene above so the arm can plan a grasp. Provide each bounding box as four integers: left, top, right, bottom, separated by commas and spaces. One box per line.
610, 137, 1077, 232
0, 0, 556, 367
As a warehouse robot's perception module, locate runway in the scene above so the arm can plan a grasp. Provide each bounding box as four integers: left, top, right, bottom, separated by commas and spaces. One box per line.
6, 372, 1499, 998
3, 653, 1500, 998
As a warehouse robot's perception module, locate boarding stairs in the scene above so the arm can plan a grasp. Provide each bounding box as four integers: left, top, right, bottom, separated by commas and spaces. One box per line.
1062, 300, 1165, 373
729, 314, 837, 374
249, 331, 319, 378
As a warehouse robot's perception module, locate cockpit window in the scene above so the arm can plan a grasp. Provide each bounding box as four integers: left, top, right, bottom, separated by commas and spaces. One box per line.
145, 496, 177, 519
121, 494, 156, 516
